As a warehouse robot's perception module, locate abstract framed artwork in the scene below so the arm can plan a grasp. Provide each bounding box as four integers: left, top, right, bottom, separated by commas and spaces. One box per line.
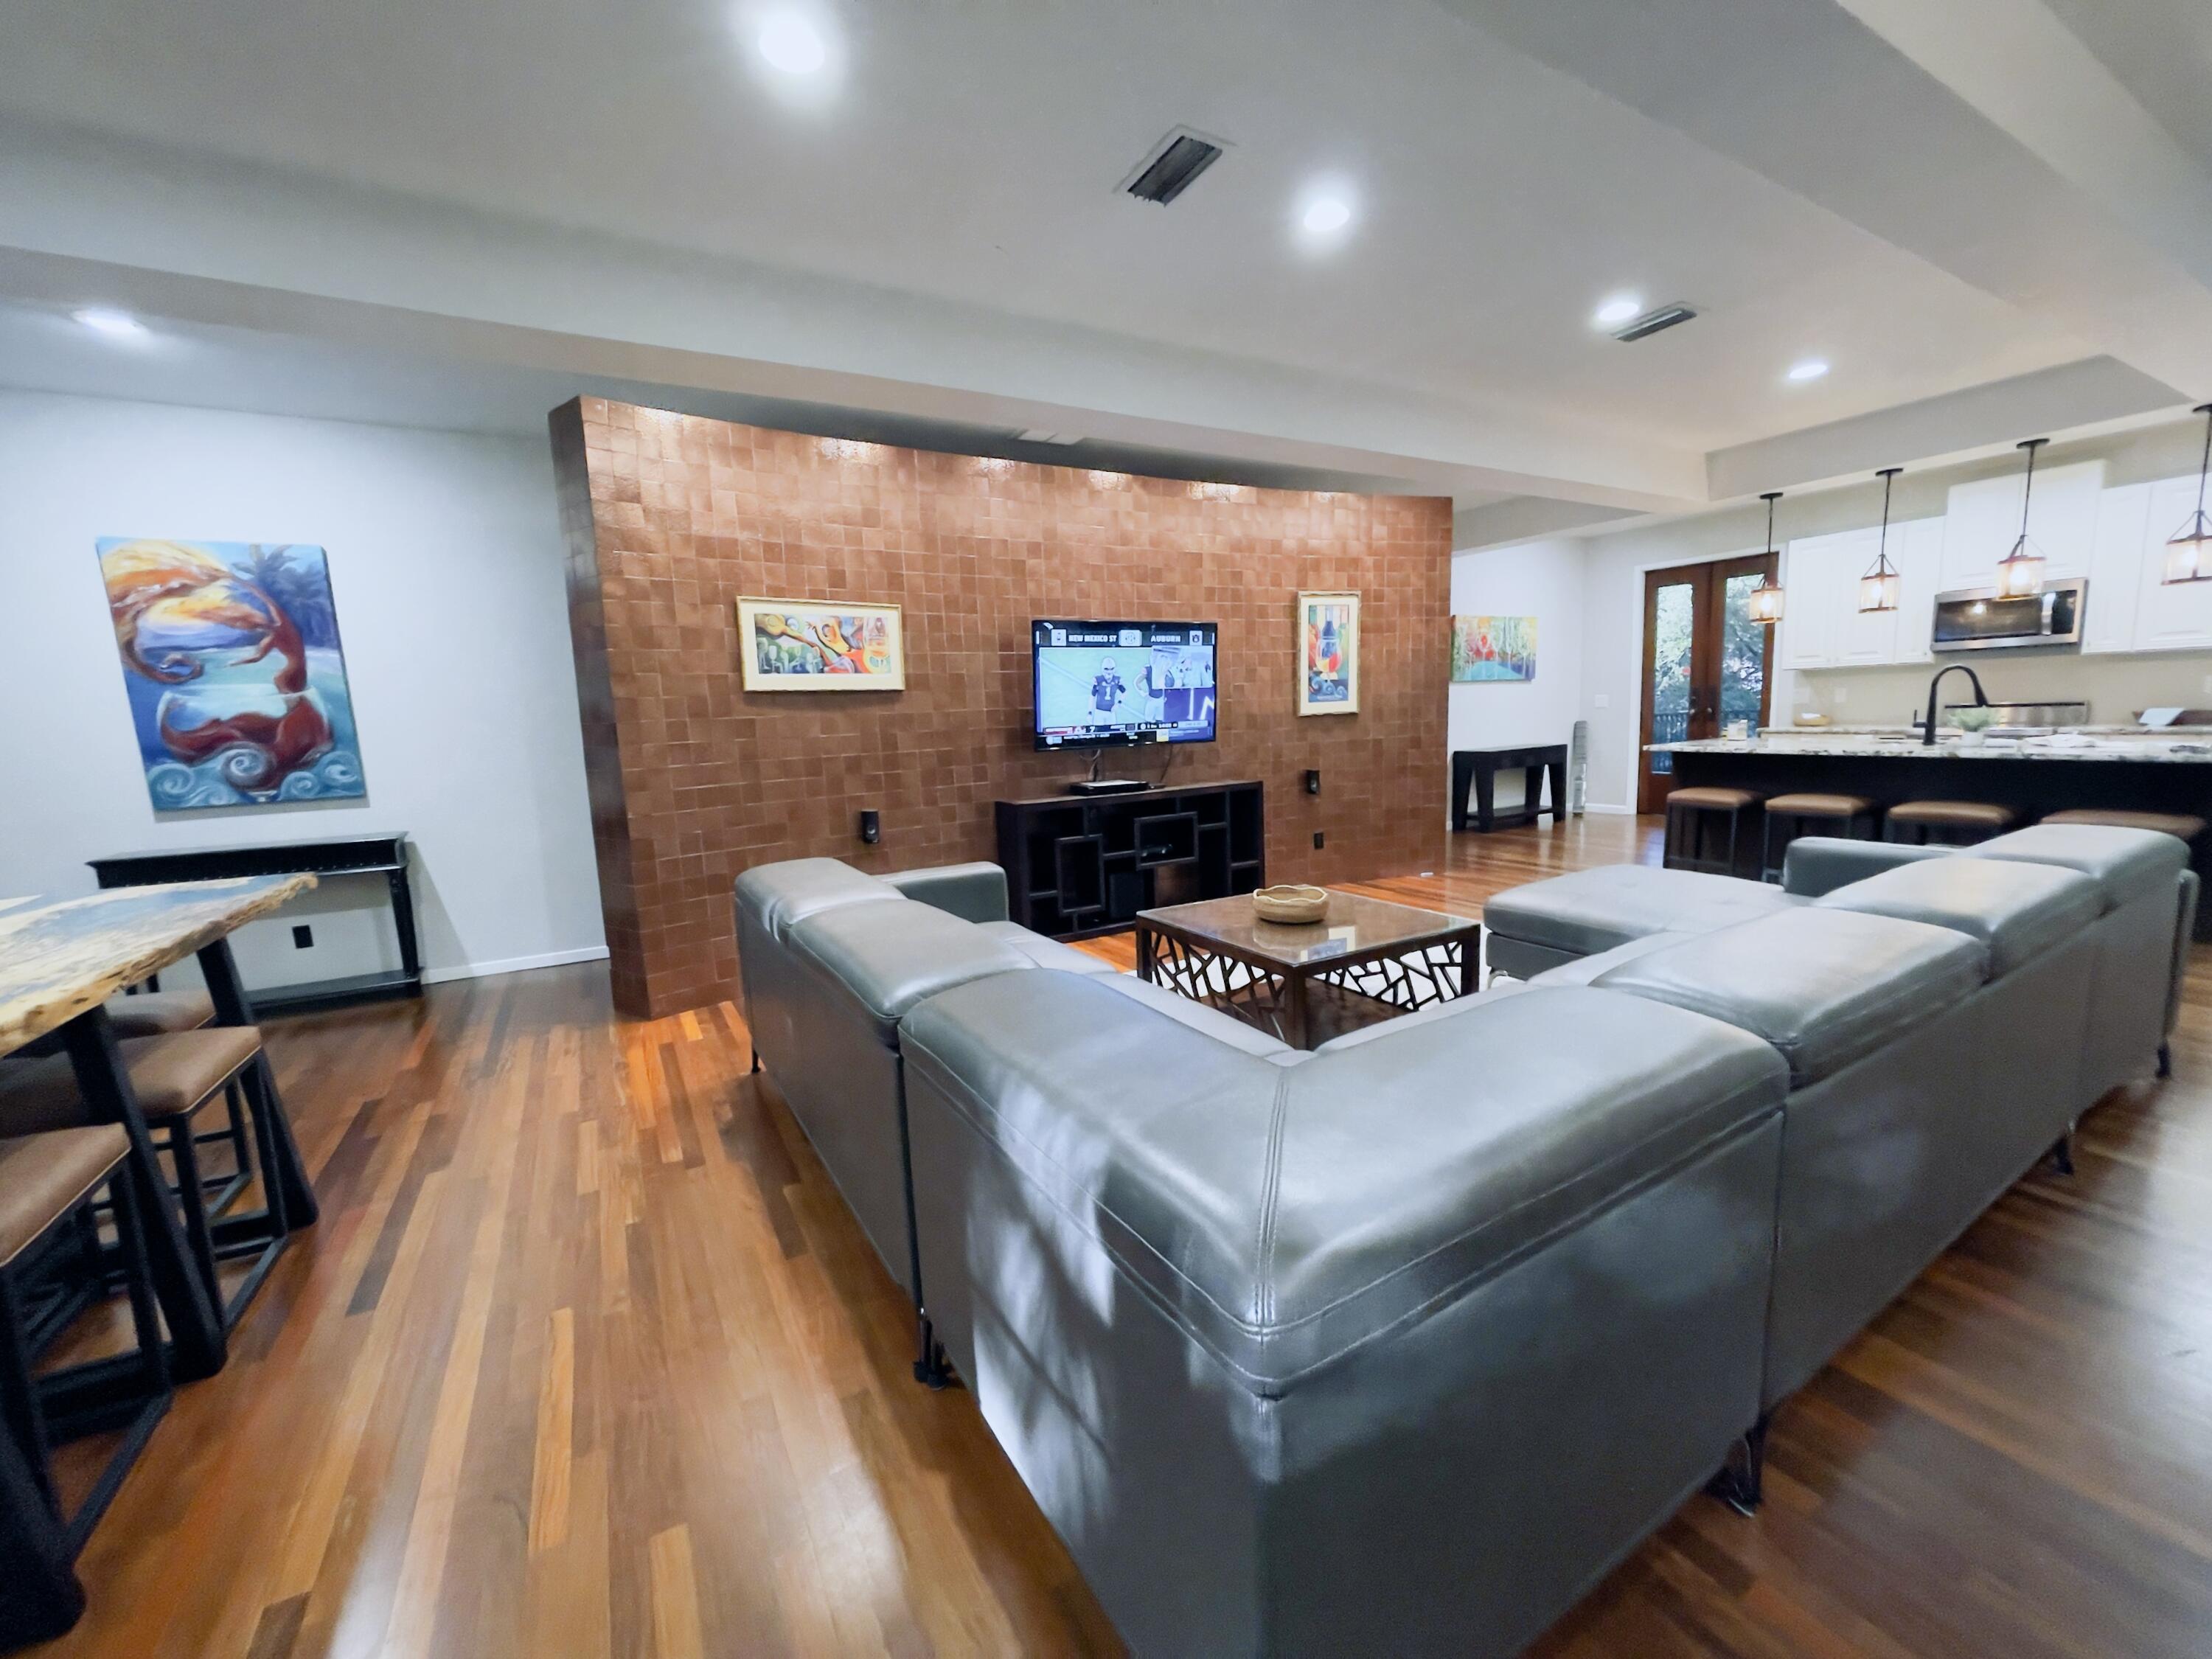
737, 597, 906, 691
1297, 591, 1360, 716
98, 538, 366, 810
1450, 614, 1537, 683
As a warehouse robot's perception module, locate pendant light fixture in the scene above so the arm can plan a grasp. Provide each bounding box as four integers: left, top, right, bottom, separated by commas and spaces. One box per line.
2161, 402, 2212, 585
1748, 492, 1786, 625
1857, 467, 1903, 613
1995, 437, 2049, 599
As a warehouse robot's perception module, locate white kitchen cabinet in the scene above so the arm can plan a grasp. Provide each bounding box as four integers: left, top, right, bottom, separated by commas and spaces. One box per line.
1939, 460, 2106, 591
1777, 532, 1848, 669
2084, 482, 2149, 655
1829, 528, 1902, 666
2129, 476, 2212, 653
1888, 518, 1947, 664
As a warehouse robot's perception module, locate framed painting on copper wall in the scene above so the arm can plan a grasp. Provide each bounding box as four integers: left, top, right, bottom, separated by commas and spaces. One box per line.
737, 597, 906, 691
1297, 591, 1359, 715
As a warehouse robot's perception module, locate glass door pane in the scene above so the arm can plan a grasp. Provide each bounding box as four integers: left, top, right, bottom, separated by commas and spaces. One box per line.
1717, 571, 1769, 739
1647, 580, 1694, 777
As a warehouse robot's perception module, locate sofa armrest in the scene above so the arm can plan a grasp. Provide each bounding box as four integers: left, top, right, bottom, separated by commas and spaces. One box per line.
1780, 837, 1952, 897
882, 861, 1009, 923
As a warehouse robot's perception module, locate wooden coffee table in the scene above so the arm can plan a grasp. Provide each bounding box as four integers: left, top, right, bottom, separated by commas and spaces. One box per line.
1134, 891, 1482, 1051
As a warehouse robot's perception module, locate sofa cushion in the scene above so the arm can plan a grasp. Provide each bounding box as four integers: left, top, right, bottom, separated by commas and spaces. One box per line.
1961, 824, 2188, 912
883, 862, 1010, 923
975, 920, 1121, 975
1591, 908, 1987, 1087
1309, 982, 1529, 1053
1527, 931, 1700, 987
1094, 973, 1301, 1060
1813, 856, 2102, 980
902, 973, 1785, 1391
787, 900, 1032, 1045
734, 858, 902, 942
1778, 835, 1952, 898
1481, 864, 1801, 959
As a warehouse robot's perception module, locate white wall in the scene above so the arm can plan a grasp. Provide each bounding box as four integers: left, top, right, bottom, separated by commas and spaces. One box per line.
0, 389, 605, 987
1447, 538, 1586, 813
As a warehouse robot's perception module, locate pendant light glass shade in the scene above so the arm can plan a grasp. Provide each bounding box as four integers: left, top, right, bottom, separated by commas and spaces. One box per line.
2162, 403, 2212, 586
1749, 492, 1786, 624
1858, 467, 1902, 613
1995, 438, 2048, 599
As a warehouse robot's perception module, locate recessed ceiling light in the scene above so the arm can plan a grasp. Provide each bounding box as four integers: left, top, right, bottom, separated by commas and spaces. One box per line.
1786, 358, 1830, 383
756, 10, 827, 75
1593, 293, 1643, 327
73, 307, 147, 340
1301, 196, 1353, 236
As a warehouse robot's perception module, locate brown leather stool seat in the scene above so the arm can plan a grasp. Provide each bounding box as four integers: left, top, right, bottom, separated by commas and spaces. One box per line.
0, 1126, 170, 1559
1664, 787, 1765, 879
104, 990, 216, 1040
2042, 808, 2208, 842
0, 1127, 129, 1268
1885, 799, 2017, 846
0, 1027, 285, 1332
0, 1029, 261, 1134
1761, 792, 1879, 882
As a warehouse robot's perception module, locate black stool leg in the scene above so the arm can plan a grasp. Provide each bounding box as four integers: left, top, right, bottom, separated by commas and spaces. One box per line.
159, 1121, 221, 1308
0, 1278, 59, 1522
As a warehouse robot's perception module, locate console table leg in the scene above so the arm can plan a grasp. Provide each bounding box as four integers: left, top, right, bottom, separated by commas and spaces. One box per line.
1474, 765, 1496, 834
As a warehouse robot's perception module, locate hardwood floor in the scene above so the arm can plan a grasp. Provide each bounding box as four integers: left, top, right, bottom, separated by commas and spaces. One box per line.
33, 814, 2212, 1657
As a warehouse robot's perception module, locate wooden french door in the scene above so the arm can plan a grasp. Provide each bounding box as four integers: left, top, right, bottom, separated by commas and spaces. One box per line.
1637, 553, 1778, 814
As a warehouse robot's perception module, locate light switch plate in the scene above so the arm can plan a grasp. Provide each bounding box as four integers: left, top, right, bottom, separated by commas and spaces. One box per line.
1833, 686, 1849, 703
1593, 692, 1610, 709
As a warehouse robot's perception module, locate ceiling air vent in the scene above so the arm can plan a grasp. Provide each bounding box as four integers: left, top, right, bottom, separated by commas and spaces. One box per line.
1612, 303, 1699, 342
1123, 129, 1228, 205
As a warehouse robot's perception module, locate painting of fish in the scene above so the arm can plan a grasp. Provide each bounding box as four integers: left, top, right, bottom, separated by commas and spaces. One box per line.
97, 538, 366, 810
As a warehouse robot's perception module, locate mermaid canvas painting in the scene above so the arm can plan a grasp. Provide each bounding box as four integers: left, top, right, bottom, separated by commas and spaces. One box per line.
97, 538, 366, 809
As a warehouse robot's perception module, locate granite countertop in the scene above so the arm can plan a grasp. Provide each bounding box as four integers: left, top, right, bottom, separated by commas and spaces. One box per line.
1650, 731, 2212, 763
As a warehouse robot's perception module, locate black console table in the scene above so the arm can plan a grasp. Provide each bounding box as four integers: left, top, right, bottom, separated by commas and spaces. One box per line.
88, 832, 422, 1014
1452, 745, 1570, 834
996, 782, 1265, 940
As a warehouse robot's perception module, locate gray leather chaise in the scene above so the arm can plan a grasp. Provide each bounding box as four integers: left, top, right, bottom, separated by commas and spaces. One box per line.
731, 827, 2190, 1655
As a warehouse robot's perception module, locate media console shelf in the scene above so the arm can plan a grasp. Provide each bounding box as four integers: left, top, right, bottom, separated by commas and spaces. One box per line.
995, 781, 1265, 940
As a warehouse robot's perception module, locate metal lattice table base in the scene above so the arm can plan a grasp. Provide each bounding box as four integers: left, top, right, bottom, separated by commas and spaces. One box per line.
1136, 930, 1476, 1051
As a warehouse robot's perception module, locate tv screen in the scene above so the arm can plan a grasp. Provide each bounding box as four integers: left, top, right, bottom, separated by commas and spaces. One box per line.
1032, 621, 1218, 751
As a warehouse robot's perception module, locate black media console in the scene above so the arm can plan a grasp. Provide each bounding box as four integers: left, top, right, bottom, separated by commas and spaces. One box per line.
995, 780, 1265, 940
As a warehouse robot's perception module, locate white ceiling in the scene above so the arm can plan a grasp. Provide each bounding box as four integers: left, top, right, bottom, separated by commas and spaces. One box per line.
0, 0, 2205, 520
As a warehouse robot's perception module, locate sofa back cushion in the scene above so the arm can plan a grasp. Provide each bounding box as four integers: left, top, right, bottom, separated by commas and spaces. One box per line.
1961, 824, 2186, 912
1591, 907, 1987, 1087
734, 858, 902, 942
902, 973, 1784, 1393
1813, 855, 2102, 979
788, 900, 1033, 1046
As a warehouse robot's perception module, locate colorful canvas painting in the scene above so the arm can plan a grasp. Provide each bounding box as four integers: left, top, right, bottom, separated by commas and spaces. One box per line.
98, 539, 365, 810
1297, 591, 1360, 715
738, 597, 906, 691
1451, 614, 1537, 683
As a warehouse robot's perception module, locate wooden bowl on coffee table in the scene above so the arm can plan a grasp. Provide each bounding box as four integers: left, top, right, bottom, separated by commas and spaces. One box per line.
1251, 885, 1329, 925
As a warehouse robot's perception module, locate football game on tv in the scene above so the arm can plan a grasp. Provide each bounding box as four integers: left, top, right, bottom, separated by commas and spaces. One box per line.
1032, 621, 1218, 750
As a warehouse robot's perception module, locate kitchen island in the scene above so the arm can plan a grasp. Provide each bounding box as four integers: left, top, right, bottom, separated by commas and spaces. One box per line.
1652, 728, 2212, 927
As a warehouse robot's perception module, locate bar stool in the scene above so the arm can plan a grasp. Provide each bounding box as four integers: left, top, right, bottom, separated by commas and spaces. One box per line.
0, 1127, 172, 1559
1885, 800, 2017, 846
0, 1029, 296, 1330
1761, 793, 1879, 883
1664, 787, 1764, 878
105, 990, 215, 1039
2040, 807, 2208, 844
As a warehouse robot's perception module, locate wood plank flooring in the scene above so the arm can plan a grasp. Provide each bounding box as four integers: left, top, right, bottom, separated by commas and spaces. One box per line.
32, 815, 2212, 1657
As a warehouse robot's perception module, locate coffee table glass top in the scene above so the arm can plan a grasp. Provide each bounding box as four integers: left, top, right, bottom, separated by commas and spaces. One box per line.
1135, 890, 1478, 969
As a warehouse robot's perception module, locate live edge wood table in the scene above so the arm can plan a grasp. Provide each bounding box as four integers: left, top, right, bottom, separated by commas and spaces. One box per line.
1135, 891, 1481, 1051
0, 874, 319, 1647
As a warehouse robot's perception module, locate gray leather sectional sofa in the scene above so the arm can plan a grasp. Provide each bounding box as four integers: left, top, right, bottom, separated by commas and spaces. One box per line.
731, 825, 2193, 1658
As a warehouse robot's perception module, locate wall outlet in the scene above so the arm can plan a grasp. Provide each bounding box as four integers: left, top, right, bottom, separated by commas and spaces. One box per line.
1593, 692, 1610, 709
2201, 672, 2212, 695
1832, 686, 1848, 704
291, 924, 313, 950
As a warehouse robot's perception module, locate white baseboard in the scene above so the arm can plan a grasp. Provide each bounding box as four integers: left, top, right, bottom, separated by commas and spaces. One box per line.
1579, 802, 1637, 815
421, 945, 611, 985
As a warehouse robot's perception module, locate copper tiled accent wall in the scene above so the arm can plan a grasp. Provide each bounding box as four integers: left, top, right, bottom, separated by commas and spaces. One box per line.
552, 397, 1453, 1018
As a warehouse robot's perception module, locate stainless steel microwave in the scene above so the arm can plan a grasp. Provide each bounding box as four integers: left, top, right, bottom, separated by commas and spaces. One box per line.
1930, 579, 2086, 653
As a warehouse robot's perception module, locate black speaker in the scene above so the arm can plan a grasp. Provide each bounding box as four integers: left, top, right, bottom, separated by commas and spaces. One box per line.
858, 810, 880, 845
1304, 769, 1321, 796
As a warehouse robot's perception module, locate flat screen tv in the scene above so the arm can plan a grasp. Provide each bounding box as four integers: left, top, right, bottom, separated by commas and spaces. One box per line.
1032, 620, 1218, 751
